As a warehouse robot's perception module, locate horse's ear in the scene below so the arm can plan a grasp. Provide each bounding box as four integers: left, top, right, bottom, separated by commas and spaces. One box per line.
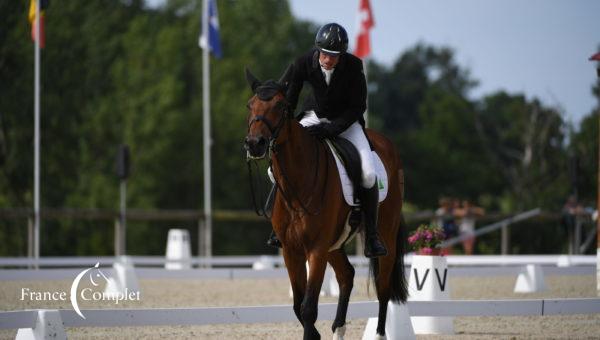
245, 67, 261, 93
278, 64, 294, 91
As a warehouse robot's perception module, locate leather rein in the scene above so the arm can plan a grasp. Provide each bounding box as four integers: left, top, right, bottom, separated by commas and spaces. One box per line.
246, 99, 328, 218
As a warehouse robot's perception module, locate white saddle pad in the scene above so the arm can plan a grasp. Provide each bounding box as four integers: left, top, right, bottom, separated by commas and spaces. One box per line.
325, 140, 388, 206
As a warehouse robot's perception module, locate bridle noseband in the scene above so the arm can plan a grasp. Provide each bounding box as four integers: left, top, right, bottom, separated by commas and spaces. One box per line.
246, 99, 290, 161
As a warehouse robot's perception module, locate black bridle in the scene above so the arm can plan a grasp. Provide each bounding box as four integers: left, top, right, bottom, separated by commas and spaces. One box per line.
246, 98, 328, 219
246, 100, 289, 161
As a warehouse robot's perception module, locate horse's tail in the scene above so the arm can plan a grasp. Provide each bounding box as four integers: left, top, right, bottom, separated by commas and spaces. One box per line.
390, 213, 409, 302
368, 213, 409, 303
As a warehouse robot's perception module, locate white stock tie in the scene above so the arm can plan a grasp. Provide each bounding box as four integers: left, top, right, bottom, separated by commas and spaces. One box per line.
321, 67, 334, 86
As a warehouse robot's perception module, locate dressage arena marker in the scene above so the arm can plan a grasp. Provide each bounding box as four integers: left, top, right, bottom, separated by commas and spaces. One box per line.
514, 264, 547, 293
408, 254, 453, 334
165, 229, 192, 270
3, 298, 599, 339
362, 302, 415, 340
104, 256, 140, 297
15, 310, 67, 340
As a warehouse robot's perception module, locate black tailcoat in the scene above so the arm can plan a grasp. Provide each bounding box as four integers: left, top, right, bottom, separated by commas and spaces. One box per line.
286, 49, 367, 130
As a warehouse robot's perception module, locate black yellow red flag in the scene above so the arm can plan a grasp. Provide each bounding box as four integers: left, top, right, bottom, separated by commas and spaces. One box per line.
28, 0, 49, 48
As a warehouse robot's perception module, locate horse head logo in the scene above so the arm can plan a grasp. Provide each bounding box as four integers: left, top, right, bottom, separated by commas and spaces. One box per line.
70, 262, 110, 319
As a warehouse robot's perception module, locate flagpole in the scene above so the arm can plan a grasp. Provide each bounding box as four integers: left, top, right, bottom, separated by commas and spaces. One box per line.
33, 0, 41, 266
201, 0, 212, 260
363, 58, 369, 128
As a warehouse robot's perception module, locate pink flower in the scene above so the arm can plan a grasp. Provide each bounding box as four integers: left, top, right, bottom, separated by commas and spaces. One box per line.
425, 231, 432, 240
420, 247, 432, 255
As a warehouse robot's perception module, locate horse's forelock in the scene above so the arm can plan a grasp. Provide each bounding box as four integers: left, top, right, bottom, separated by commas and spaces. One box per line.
255, 80, 285, 101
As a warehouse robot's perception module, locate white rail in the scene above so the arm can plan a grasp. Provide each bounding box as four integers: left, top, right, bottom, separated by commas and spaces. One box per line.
0, 265, 594, 281
1, 298, 599, 330
0, 255, 595, 268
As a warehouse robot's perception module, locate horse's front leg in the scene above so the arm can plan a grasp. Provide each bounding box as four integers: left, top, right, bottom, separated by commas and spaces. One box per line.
301, 250, 328, 340
327, 249, 355, 339
283, 247, 307, 325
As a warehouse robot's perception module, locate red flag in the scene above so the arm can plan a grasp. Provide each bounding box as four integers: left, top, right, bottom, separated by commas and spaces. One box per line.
28, 0, 49, 48
354, 0, 375, 58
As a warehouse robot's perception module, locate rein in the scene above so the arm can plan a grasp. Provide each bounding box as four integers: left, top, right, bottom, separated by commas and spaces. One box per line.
246, 100, 328, 218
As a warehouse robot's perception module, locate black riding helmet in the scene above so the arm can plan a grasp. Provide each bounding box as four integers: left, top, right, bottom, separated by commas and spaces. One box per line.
315, 23, 348, 55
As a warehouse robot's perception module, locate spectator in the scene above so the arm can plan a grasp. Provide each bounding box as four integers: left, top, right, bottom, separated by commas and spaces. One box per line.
455, 200, 485, 255
434, 197, 458, 240
560, 195, 587, 254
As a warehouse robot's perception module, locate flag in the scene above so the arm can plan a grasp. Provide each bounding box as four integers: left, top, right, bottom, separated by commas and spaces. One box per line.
28, 0, 49, 48
199, 0, 222, 58
354, 0, 374, 58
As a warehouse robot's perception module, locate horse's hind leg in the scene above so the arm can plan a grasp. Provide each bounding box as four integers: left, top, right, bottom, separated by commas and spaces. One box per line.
283, 248, 307, 325
327, 249, 355, 338
373, 227, 399, 336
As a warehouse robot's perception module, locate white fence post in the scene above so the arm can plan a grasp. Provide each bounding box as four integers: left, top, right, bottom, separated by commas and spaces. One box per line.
16, 310, 66, 340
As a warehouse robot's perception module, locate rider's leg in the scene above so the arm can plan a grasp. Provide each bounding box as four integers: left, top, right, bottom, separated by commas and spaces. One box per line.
340, 123, 387, 258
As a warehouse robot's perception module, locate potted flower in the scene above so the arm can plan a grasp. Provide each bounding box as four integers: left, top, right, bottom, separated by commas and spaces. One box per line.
407, 224, 445, 256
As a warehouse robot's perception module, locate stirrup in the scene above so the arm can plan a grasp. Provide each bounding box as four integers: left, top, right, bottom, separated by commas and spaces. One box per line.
267, 233, 282, 249
364, 236, 387, 258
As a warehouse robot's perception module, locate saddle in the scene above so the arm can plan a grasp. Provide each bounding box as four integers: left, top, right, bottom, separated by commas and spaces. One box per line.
328, 137, 363, 205
325, 136, 389, 251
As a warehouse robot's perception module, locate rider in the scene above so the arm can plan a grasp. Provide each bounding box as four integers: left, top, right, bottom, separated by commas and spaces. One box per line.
267, 22, 387, 258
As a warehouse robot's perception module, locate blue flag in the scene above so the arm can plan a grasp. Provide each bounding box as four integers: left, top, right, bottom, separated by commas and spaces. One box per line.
199, 0, 222, 58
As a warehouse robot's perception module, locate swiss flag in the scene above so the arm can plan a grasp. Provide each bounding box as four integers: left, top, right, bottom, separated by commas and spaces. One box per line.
354, 0, 375, 58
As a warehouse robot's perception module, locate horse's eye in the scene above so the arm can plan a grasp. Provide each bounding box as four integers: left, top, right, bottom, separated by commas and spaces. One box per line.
246, 104, 251, 110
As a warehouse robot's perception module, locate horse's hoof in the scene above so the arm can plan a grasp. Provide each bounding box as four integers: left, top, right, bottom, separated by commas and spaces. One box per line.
332, 325, 346, 340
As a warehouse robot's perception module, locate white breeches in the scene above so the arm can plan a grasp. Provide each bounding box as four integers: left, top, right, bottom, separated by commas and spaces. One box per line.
300, 111, 376, 188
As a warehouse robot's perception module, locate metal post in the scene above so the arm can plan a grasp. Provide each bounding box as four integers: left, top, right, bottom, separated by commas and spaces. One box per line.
33, 0, 41, 265
27, 218, 34, 258
198, 217, 211, 267
202, 0, 213, 259
28, 218, 35, 269
501, 223, 510, 255
120, 179, 127, 255
114, 218, 121, 256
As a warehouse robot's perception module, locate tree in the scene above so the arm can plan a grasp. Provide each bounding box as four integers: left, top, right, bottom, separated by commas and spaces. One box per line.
475, 92, 569, 210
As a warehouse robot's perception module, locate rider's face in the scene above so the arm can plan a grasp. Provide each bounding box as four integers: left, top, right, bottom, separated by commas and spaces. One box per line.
319, 52, 340, 70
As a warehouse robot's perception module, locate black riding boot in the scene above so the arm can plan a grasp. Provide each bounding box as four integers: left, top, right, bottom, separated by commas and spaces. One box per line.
361, 180, 387, 258
265, 184, 282, 248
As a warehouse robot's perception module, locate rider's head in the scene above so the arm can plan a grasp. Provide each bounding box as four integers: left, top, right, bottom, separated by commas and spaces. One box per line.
315, 23, 348, 70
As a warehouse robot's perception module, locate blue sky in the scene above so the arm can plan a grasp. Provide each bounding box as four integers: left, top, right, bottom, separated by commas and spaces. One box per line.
288, 0, 600, 125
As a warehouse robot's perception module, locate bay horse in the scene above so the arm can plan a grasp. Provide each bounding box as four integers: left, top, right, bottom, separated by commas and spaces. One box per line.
244, 66, 408, 340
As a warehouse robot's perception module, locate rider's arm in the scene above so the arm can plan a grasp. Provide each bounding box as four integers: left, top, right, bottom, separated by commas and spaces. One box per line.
330, 62, 367, 132
286, 58, 307, 114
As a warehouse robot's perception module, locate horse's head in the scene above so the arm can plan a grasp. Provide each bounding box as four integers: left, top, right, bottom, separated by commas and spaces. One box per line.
244, 65, 294, 160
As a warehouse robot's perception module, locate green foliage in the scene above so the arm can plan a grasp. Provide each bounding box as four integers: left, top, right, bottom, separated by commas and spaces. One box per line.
0, 1, 597, 255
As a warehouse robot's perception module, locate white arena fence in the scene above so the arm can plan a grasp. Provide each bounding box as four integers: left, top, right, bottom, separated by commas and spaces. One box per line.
1, 299, 599, 331
0, 255, 595, 281
0, 254, 595, 268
